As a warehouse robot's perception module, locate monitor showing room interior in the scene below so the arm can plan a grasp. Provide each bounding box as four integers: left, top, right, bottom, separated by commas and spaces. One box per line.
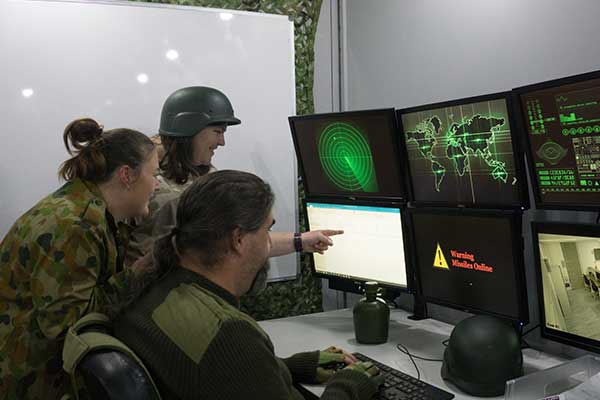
398, 93, 527, 208
515, 71, 600, 210
533, 222, 600, 353
305, 201, 408, 288
290, 109, 406, 200
410, 209, 528, 322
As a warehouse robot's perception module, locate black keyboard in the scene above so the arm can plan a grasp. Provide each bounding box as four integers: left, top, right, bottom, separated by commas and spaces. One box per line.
353, 352, 454, 400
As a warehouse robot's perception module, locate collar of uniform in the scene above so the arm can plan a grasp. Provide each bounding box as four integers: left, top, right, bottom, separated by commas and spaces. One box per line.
52, 179, 107, 224
174, 267, 239, 308
79, 179, 110, 223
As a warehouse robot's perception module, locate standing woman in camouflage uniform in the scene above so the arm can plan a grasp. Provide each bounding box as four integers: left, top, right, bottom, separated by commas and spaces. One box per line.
127, 86, 342, 268
0, 118, 159, 399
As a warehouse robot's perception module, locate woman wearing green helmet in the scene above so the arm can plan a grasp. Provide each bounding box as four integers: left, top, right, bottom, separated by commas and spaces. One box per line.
126, 86, 342, 275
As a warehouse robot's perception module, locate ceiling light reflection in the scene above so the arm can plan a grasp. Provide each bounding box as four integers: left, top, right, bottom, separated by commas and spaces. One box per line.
219, 12, 233, 21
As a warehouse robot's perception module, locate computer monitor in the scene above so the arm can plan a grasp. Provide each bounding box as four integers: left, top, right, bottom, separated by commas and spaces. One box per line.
304, 200, 410, 291
289, 109, 407, 201
397, 92, 528, 208
533, 222, 600, 353
514, 70, 600, 210
409, 208, 528, 322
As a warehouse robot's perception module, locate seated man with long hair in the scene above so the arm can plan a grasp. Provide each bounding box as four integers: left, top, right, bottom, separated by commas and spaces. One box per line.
114, 170, 382, 399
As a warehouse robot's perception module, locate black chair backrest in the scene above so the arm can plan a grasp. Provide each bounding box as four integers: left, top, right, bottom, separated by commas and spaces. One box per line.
584, 275, 590, 285
78, 349, 161, 400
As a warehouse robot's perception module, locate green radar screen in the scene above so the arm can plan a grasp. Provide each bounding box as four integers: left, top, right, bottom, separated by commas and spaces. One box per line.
317, 122, 379, 192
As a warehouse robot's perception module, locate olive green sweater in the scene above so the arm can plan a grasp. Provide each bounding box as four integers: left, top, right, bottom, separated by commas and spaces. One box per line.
114, 267, 378, 399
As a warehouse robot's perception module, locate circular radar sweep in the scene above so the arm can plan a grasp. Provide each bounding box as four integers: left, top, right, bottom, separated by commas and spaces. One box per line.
317, 122, 379, 192
536, 140, 568, 166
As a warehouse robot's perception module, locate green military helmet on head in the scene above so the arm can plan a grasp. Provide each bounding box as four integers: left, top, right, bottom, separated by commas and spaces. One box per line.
159, 86, 241, 137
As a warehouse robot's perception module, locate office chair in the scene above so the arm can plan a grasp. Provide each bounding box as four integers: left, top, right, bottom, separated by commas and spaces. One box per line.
583, 275, 591, 291
63, 313, 162, 400
591, 280, 599, 298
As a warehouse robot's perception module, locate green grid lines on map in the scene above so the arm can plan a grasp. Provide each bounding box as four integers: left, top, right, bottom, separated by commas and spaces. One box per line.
317, 122, 379, 192
403, 99, 514, 196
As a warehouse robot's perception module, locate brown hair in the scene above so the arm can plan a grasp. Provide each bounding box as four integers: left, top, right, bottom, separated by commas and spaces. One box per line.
59, 118, 155, 183
159, 135, 210, 185
153, 170, 274, 272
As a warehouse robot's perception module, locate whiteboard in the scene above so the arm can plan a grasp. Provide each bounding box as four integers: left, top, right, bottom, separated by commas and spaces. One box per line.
0, 0, 298, 281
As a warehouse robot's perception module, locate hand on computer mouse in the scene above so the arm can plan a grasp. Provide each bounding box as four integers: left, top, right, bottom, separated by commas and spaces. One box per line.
315, 346, 358, 383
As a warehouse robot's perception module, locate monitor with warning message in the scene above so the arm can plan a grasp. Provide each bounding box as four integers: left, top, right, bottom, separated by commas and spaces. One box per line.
304, 200, 409, 290
398, 92, 528, 208
515, 70, 600, 210
409, 208, 528, 322
289, 109, 407, 201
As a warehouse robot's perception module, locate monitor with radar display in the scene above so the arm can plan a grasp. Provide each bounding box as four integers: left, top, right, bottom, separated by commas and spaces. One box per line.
533, 222, 600, 353
515, 70, 600, 210
290, 109, 407, 201
409, 208, 528, 322
304, 200, 409, 289
398, 92, 528, 208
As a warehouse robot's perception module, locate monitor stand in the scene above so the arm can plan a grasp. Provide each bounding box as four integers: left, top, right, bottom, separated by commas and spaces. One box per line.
408, 292, 429, 320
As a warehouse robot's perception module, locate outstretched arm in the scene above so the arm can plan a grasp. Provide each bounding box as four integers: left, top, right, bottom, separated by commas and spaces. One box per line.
268, 230, 343, 258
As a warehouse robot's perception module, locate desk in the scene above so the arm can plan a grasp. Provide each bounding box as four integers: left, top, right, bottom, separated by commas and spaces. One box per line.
259, 308, 566, 399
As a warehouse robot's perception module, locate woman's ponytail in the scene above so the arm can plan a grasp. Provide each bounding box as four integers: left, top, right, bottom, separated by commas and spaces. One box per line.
58, 118, 154, 183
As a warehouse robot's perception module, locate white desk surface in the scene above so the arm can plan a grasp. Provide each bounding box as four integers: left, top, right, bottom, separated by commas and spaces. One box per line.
259, 308, 567, 399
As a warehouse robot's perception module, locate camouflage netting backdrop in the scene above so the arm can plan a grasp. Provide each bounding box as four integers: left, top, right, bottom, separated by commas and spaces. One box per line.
134, 0, 324, 320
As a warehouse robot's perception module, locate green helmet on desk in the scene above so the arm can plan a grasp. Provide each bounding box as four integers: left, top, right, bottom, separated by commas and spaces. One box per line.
159, 86, 241, 137
441, 315, 523, 397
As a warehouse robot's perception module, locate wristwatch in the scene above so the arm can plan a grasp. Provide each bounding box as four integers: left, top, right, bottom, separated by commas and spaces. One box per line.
294, 232, 303, 252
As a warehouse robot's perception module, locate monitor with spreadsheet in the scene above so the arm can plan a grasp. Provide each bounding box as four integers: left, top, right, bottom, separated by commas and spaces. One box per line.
304, 200, 410, 290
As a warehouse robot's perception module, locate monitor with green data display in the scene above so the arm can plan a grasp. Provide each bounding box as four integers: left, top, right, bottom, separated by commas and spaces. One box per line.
289, 109, 407, 201
514, 70, 600, 210
397, 92, 528, 209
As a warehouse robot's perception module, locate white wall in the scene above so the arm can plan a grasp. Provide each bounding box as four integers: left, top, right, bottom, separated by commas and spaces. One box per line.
342, 0, 600, 110
577, 240, 600, 273
541, 243, 565, 272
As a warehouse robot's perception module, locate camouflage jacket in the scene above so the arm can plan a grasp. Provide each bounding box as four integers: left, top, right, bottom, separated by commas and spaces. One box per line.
0, 179, 134, 399
126, 170, 213, 265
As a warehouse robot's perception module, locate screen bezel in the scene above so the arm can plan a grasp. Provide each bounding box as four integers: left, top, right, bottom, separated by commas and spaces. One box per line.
302, 196, 413, 293
396, 91, 530, 210
408, 207, 529, 323
289, 108, 410, 202
532, 221, 600, 353
513, 69, 600, 211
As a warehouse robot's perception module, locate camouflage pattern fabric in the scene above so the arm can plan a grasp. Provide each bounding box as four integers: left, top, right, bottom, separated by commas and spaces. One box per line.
126, 170, 212, 266
0, 179, 135, 400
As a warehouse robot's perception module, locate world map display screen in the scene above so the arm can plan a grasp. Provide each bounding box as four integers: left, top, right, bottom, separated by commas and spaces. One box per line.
411, 209, 527, 322
399, 95, 523, 207
290, 109, 406, 200
517, 73, 600, 209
